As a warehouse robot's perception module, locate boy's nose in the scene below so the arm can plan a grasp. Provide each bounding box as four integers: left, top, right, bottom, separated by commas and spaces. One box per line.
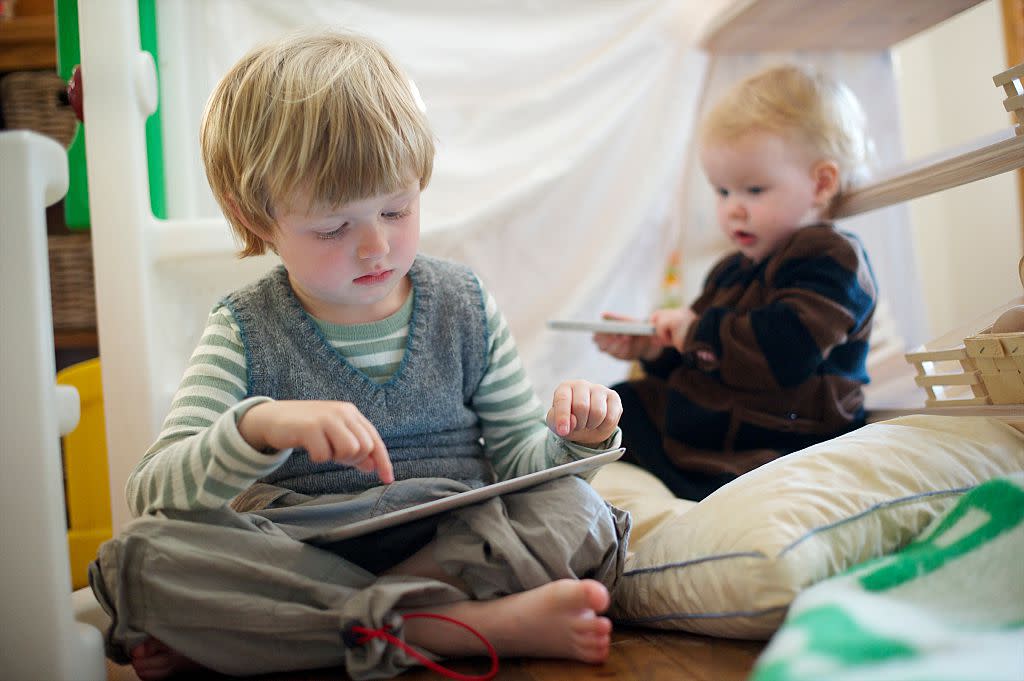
356, 224, 390, 259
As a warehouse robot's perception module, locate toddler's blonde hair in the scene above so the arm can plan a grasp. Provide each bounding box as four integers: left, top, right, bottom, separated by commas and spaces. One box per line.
700, 64, 873, 210
201, 30, 434, 257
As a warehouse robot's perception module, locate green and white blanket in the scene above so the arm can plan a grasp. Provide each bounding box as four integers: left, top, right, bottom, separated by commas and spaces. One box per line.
751, 473, 1024, 681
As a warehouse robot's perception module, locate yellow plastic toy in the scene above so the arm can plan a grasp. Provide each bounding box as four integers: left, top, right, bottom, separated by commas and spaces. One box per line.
56, 358, 112, 590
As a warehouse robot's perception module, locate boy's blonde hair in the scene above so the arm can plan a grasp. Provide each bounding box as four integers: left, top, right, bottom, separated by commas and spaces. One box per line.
700, 64, 873, 207
201, 30, 434, 257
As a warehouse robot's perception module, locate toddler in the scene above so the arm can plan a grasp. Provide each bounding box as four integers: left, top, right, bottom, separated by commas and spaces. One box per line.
596, 64, 877, 500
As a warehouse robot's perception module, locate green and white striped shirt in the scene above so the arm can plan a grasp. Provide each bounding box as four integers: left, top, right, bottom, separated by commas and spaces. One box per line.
127, 276, 618, 516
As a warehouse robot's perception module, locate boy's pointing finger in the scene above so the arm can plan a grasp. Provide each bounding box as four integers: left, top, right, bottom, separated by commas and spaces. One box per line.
549, 383, 574, 436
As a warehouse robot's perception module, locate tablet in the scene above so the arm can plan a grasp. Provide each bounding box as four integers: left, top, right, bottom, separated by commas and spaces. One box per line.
548, 319, 655, 336
327, 448, 624, 540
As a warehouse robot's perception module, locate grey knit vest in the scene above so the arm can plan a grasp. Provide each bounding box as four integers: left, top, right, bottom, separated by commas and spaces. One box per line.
223, 255, 491, 495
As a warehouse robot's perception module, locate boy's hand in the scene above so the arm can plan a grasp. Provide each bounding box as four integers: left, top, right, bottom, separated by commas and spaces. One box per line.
238, 401, 395, 484
546, 380, 622, 446
650, 307, 697, 352
593, 312, 665, 361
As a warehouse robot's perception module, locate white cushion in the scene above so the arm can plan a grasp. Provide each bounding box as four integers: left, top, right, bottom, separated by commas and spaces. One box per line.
592, 415, 1024, 639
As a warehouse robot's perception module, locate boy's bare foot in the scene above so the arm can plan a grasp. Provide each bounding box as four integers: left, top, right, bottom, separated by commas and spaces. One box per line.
125, 580, 611, 678
404, 579, 613, 664
128, 637, 203, 681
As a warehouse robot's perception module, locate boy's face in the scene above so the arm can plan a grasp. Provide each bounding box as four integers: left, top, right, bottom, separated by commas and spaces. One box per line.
700, 132, 830, 264
269, 181, 421, 324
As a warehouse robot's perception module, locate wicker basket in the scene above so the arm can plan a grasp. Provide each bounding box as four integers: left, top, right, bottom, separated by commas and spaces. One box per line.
48, 234, 96, 330
3, 71, 94, 330
0, 70, 77, 147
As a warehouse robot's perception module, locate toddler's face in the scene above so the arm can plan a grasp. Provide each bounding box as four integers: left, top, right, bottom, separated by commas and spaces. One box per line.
700, 132, 828, 263
269, 181, 421, 324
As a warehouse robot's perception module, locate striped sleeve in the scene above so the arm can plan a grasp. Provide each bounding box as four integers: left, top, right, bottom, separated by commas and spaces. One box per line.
125, 305, 290, 516
472, 277, 620, 480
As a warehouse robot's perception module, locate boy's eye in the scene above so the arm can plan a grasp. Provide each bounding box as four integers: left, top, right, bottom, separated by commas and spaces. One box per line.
317, 223, 349, 240
382, 209, 411, 220
716, 187, 729, 197
747, 186, 764, 195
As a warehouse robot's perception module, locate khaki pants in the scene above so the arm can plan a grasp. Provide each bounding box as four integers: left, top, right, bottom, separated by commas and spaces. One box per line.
90, 476, 630, 679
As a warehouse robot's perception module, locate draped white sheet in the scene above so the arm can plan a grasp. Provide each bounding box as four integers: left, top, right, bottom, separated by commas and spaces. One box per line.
156, 0, 921, 400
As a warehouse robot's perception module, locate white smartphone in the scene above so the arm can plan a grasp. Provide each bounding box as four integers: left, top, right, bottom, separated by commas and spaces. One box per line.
548, 319, 656, 336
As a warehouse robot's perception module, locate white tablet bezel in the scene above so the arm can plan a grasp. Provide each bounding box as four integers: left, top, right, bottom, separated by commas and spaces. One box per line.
548, 319, 655, 336
326, 448, 625, 540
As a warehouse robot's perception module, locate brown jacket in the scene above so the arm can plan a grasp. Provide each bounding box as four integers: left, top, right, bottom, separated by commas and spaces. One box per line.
631, 224, 877, 476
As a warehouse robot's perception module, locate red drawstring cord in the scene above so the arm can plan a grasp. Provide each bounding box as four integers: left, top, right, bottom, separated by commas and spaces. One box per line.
348, 612, 499, 681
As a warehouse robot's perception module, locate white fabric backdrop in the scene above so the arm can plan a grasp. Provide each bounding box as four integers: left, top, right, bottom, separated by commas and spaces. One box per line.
155, 0, 922, 400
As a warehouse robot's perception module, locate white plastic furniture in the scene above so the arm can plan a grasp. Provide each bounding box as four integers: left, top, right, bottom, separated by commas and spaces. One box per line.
0, 130, 106, 681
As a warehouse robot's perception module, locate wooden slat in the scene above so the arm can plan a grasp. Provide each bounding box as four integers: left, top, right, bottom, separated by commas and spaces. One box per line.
993, 62, 1024, 87
914, 372, 981, 387
924, 396, 996, 407
1002, 1, 1024, 241
905, 347, 967, 363
53, 328, 98, 349
833, 131, 1024, 218
701, 0, 985, 52
0, 14, 56, 71
867, 404, 1023, 420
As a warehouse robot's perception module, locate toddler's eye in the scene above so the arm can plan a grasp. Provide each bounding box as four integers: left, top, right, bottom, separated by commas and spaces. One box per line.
716, 187, 729, 197
747, 186, 764, 195
317, 223, 349, 240
382, 209, 410, 220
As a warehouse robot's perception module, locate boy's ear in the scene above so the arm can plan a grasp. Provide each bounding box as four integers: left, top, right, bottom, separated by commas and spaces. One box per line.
812, 160, 841, 208
223, 195, 248, 227
223, 195, 278, 253
225, 195, 272, 235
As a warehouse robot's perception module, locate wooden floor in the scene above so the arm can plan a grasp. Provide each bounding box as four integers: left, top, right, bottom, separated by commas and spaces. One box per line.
106, 627, 766, 681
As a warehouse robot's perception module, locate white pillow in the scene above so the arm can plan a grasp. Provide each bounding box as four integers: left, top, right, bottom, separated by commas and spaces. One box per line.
592, 415, 1024, 639
590, 458, 697, 543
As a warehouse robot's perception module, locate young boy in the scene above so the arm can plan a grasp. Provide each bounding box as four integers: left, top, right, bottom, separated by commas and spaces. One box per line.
595, 64, 877, 501
89, 30, 630, 680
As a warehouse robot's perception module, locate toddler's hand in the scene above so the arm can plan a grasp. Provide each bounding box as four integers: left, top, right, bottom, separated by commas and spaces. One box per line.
546, 380, 622, 446
650, 307, 697, 352
238, 400, 394, 483
593, 312, 664, 361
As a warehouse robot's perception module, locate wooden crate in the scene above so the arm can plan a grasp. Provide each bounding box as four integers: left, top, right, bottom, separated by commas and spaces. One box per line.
905, 255, 1024, 409
905, 326, 1024, 408
904, 334, 1023, 407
